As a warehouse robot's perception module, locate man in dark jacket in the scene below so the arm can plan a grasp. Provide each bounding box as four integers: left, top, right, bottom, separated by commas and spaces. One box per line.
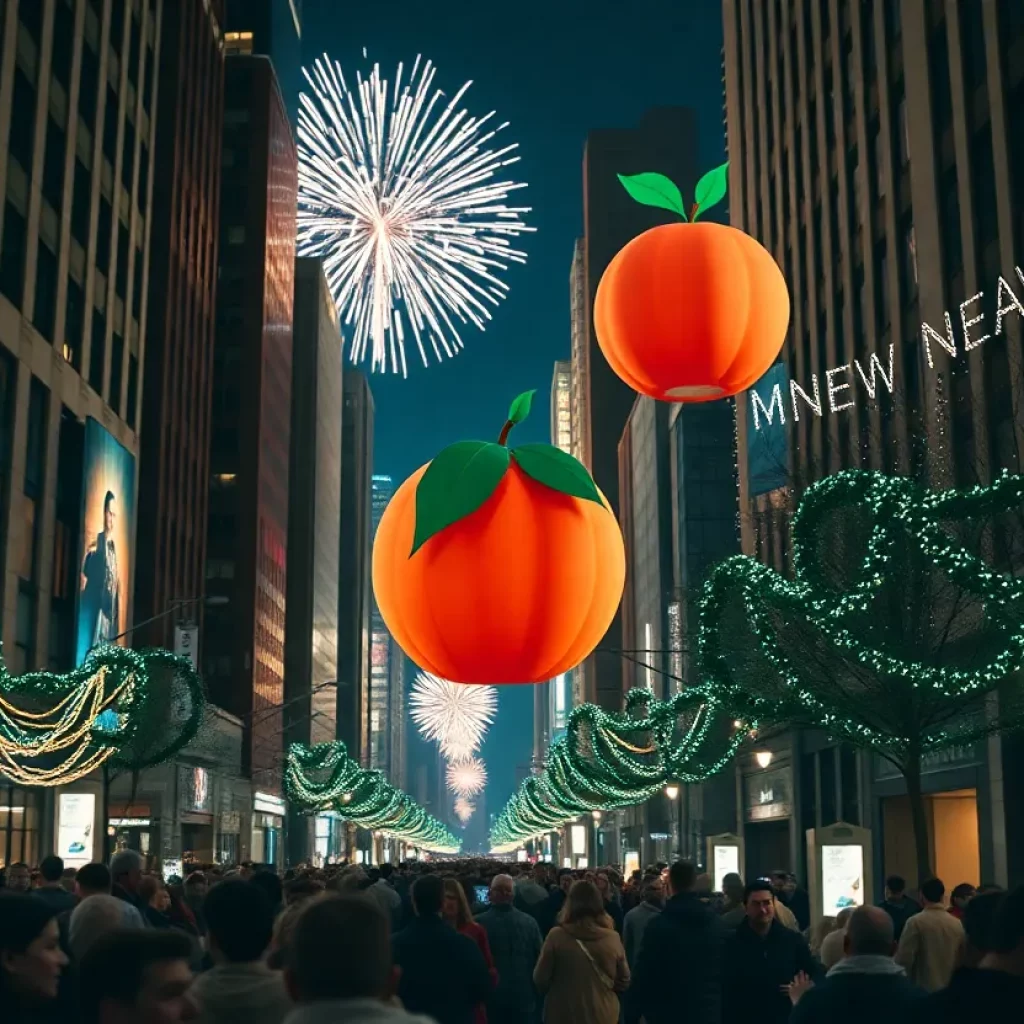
476, 874, 542, 1024
33, 855, 78, 914
721, 879, 818, 1024
878, 874, 920, 941
392, 873, 492, 1024
537, 868, 573, 935
789, 905, 925, 1023
914, 885, 1024, 1021
627, 860, 726, 1024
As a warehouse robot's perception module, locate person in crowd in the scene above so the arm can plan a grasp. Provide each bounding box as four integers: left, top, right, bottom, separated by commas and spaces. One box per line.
719, 873, 799, 931
533, 879, 629, 1024
475, 873, 543, 1024
75, 863, 113, 901
70, 893, 146, 960
138, 876, 173, 928
282, 893, 434, 1023
917, 885, 1024, 1018
956, 890, 1003, 969
721, 878, 817, 1024
878, 874, 920, 942
110, 850, 146, 913
0, 892, 69, 1024
594, 871, 623, 933
6, 861, 32, 893
442, 878, 498, 1023
787, 905, 925, 1023
622, 875, 663, 968
267, 902, 307, 971
250, 871, 284, 917
33, 856, 77, 914
895, 877, 964, 991
284, 877, 325, 907
627, 861, 725, 1024
718, 873, 745, 916
60, 868, 78, 894
948, 883, 975, 921
770, 870, 810, 931
189, 879, 292, 1024
538, 869, 574, 935
392, 873, 492, 1024
513, 864, 549, 914
367, 862, 402, 926
818, 907, 854, 968
808, 915, 838, 962
79, 929, 198, 1024
183, 872, 209, 935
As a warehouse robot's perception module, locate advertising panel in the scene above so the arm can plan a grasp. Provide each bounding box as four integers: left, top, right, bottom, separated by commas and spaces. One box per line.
821, 843, 865, 913
713, 844, 740, 895
57, 793, 96, 868
76, 419, 136, 665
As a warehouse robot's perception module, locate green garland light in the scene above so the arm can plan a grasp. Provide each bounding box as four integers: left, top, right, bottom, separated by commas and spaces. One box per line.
0, 644, 205, 786
285, 741, 461, 853
699, 468, 1024, 760
490, 686, 745, 850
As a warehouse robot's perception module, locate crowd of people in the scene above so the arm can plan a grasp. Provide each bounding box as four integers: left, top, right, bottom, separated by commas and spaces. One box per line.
2, 851, 1023, 1023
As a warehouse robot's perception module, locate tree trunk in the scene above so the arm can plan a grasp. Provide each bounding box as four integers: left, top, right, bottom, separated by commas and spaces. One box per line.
101, 763, 111, 863
903, 754, 932, 887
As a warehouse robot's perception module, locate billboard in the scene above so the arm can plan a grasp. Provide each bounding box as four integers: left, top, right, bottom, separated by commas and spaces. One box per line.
746, 363, 789, 497
75, 418, 136, 665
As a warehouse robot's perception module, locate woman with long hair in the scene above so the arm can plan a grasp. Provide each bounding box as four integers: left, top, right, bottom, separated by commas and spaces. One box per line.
0, 893, 68, 1023
533, 879, 629, 1024
137, 875, 173, 928
442, 877, 497, 1023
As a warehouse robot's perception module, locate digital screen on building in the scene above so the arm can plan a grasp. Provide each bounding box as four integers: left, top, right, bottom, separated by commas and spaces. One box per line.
76, 419, 136, 665
747, 363, 789, 497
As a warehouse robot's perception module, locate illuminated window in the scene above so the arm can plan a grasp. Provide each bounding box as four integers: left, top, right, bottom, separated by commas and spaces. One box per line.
224, 30, 253, 56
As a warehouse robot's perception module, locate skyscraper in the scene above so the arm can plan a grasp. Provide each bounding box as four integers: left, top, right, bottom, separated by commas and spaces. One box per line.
283, 256, 341, 864
223, 0, 302, 129
204, 54, 297, 866
135, 0, 225, 654
0, 0, 161, 867
722, 0, 1024, 885
369, 473, 404, 783
579, 108, 699, 710
337, 370, 373, 767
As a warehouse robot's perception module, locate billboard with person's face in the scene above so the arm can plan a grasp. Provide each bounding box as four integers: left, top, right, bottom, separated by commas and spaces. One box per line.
76, 418, 136, 665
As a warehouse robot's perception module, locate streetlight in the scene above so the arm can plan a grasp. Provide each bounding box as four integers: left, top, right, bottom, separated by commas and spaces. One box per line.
755, 749, 774, 769
664, 783, 680, 801
591, 810, 602, 821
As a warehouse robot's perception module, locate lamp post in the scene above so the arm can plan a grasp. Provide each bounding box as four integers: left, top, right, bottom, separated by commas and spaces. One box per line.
664, 784, 680, 860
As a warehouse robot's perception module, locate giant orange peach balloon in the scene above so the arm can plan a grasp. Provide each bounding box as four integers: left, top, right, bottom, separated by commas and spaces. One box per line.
372, 391, 626, 684
594, 166, 790, 402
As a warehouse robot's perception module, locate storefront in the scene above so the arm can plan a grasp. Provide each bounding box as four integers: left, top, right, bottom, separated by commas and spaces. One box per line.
179, 765, 215, 866
252, 792, 285, 866
313, 812, 346, 865
742, 755, 795, 880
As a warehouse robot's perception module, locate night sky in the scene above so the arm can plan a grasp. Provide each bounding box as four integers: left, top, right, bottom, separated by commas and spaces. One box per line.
303, 0, 727, 843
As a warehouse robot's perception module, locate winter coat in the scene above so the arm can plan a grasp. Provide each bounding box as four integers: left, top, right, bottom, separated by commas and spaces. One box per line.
626, 893, 725, 1024
284, 1000, 435, 1024
392, 915, 492, 1024
32, 886, 78, 915
191, 962, 294, 1024
475, 904, 542, 1024
913, 966, 1024, 1022
721, 918, 817, 1024
894, 905, 964, 992
877, 895, 920, 941
533, 919, 629, 1024
789, 955, 925, 1024
457, 920, 497, 1024
621, 900, 661, 967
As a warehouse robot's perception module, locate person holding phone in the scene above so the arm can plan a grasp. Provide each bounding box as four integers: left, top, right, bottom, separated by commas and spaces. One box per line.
443, 877, 498, 1023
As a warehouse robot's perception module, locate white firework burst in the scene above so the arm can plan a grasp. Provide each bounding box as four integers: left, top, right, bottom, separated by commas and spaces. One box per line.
454, 797, 475, 824
447, 757, 487, 797
410, 673, 497, 762
297, 53, 533, 376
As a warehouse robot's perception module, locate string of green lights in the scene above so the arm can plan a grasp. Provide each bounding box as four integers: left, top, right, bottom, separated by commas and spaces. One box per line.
285, 741, 461, 853
0, 644, 205, 787
490, 686, 747, 850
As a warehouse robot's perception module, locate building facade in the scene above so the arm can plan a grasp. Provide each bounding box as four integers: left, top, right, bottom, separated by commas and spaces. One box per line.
723, 0, 1024, 888
0, 0, 162, 866
283, 256, 341, 864
579, 108, 699, 710
204, 53, 296, 866
134, 0, 224, 654
337, 370, 373, 767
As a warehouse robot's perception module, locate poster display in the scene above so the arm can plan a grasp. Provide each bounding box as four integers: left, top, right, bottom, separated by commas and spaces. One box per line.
713, 844, 740, 894
57, 793, 96, 868
821, 843, 865, 913
75, 419, 136, 665
624, 850, 640, 879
